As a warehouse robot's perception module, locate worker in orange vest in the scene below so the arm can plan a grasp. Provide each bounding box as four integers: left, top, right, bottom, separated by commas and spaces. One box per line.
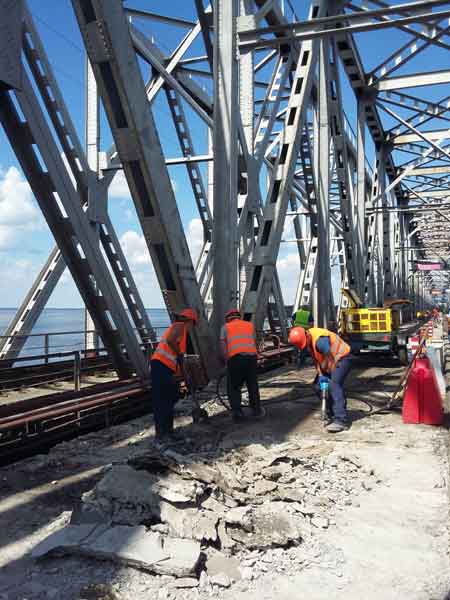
288, 326, 353, 433
151, 308, 198, 440
220, 309, 264, 422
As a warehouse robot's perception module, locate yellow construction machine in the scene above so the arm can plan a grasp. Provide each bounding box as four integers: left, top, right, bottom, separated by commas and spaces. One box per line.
339, 289, 412, 365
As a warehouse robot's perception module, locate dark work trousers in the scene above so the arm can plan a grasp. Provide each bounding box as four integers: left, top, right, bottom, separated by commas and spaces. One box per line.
150, 359, 179, 436
314, 354, 353, 424
227, 354, 260, 414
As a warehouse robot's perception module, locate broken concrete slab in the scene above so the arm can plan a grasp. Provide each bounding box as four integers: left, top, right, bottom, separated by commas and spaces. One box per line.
210, 573, 231, 588
201, 495, 228, 515
86, 525, 169, 568
98, 464, 201, 505
31, 523, 102, 559
206, 551, 242, 582
252, 479, 278, 495
32, 524, 201, 577
159, 503, 218, 542
217, 519, 235, 551
224, 506, 252, 529
311, 516, 329, 529
215, 463, 248, 492
277, 486, 306, 502
170, 577, 199, 589
227, 502, 303, 549
162, 537, 202, 578
261, 464, 292, 481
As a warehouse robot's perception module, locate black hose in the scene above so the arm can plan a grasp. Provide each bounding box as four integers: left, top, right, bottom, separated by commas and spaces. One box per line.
214, 372, 395, 415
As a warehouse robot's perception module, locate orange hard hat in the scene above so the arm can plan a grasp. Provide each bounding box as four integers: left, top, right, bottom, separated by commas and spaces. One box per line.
288, 326, 307, 350
177, 308, 198, 324
225, 308, 241, 321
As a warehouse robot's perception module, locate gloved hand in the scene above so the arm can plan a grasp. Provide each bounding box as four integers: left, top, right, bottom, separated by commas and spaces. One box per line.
318, 375, 330, 386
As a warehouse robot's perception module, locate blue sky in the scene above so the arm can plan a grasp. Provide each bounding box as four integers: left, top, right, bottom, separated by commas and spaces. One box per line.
0, 0, 449, 309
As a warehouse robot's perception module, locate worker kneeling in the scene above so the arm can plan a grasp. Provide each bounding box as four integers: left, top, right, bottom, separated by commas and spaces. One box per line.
151, 308, 198, 441
289, 326, 353, 433
220, 309, 264, 423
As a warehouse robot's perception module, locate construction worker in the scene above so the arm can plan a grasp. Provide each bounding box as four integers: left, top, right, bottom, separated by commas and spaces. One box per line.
291, 306, 313, 329
292, 307, 313, 366
220, 309, 263, 423
150, 308, 198, 440
288, 326, 353, 433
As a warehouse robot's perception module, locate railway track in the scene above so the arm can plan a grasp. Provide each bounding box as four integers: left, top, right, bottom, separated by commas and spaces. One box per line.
0, 354, 113, 392
0, 378, 149, 466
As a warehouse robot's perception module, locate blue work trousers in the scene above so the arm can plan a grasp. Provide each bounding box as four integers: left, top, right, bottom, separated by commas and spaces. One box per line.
316, 354, 353, 424
150, 359, 179, 436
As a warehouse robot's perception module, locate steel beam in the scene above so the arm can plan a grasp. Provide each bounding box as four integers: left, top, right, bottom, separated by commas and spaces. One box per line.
211, 0, 239, 339
1, 10, 156, 364
239, 2, 450, 50
0, 0, 23, 89
72, 0, 217, 376
241, 1, 328, 329
0, 77, 147, 379
374, 69, 450, 91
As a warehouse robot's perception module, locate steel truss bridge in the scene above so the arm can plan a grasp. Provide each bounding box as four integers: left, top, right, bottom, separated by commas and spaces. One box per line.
1, 0, 450, 380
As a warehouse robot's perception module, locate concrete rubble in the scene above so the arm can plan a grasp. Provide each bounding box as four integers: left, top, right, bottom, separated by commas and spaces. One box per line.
33, 433, 379, 589
2, 364, 448, 599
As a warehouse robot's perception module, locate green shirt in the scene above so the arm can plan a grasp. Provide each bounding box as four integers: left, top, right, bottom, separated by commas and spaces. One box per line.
293, 309, 313, 329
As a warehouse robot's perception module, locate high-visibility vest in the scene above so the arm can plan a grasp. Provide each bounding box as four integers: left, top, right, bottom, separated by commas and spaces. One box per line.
223, 319, 257, 359
308, 327, 350, 372
152, 322, 187, 372
294, 309, 312, 329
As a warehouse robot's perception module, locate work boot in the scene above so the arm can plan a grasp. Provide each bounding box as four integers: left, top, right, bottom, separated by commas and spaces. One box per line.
154, 430, 180, 446
326, 421, 349, 433
251, 406, 266, 420
232, 410, 248, 424
322, 412, 333, 427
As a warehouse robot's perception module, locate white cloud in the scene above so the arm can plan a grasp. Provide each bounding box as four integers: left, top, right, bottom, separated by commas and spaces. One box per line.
109, 170, 130, 199
119, 230, 163, 307
277, 252, 300, 305
0, 257, 41, 307
109, 171, 178, 199
119, 230, 151, 266
0, 166, 44, 250
186, 218, 204, 263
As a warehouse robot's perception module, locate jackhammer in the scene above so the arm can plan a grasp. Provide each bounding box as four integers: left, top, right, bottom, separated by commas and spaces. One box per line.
319, 376, 330, 422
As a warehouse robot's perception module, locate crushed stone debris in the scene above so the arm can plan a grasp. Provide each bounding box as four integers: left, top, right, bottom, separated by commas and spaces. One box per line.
32, 421, 378, 594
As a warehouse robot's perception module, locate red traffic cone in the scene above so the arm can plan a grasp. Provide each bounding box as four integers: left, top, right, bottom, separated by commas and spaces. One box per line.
402, 357, 443, 425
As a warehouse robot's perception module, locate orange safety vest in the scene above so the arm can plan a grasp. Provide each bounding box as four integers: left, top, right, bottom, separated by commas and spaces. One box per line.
223, 319, 257, 359
308, 327, 350, 372
152, 322, 187, 372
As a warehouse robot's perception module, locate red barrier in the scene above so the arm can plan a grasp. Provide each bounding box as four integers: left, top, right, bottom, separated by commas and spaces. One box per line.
402, 357, 443, 425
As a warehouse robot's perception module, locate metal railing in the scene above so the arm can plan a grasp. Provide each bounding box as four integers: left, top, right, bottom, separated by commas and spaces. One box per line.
0, 326, 170, 365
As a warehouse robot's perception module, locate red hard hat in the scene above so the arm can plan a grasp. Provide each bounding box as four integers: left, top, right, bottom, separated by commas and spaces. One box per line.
177, 308, 198, 324
225, 308, 241, 320
288, 326, 307, 350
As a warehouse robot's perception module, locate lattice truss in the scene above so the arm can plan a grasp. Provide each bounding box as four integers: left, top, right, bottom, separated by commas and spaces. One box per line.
1, 0, 450, 378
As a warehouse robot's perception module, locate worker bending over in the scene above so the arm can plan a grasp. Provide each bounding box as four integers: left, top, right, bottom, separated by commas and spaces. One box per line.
289, 326, 353, 433
151, 308, 198, 440
220, 309, 264, 423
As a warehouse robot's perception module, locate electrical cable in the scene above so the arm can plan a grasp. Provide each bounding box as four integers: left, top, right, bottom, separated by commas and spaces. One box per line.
31, 13, 84, 54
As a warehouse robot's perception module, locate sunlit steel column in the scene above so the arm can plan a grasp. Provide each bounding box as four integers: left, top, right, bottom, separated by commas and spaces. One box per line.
316, 38, 331, 327
356, 98, 366, 297
84, 56, 100, 353
212, 0, 239, 340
